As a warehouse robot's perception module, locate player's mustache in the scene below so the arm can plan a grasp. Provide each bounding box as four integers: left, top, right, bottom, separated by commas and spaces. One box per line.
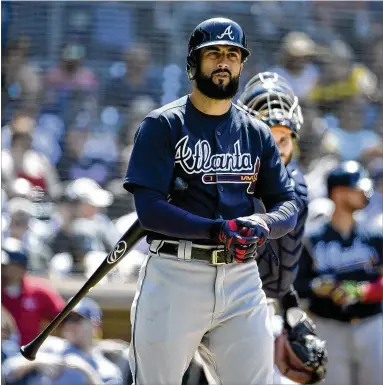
212, 69, 232, 77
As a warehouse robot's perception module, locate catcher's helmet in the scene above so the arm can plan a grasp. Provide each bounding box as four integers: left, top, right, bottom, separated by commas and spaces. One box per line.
237, 72, 303, 137
327, 161, 374, 200
186, 17, 250, 80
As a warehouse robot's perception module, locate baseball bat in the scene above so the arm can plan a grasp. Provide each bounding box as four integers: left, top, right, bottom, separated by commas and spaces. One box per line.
20, 177, 188, 361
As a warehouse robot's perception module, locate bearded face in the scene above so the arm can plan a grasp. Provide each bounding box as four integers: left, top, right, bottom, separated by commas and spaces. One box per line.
195, 66, 241, 100
195, 46, 243, 100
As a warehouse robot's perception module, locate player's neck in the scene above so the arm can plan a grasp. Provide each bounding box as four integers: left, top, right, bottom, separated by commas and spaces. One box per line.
190, 88, 232, 116
330, 208, 354, 237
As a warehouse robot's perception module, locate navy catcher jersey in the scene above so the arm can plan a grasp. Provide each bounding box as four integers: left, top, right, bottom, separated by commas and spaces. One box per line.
295, 222, 382, 322
124, 96, 295, 243
258, 165, 309, 299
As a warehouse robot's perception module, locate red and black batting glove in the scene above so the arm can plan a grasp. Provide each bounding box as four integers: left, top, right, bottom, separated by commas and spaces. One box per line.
209, 220, 259, 263
235, 215, 270, 246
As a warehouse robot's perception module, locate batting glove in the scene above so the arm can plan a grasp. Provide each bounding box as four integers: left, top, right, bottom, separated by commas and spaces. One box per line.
331, 281, 364, 306
210, 220, 259, 263
310, 276, 338, 297
235, 215, 270, 246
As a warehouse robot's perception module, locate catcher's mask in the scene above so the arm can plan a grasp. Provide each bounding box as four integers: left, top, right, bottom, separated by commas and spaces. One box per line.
285, 308, 328, 380
238, 72, 303, 138
186, 17, 251, 81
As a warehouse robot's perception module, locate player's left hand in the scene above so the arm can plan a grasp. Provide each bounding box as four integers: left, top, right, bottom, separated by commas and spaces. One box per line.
235, 215, 270, 246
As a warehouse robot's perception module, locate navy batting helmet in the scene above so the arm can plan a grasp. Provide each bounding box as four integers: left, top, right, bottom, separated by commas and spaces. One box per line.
186, 17, 251, 80
327, 161, 374, 200
238, 72, 303, 137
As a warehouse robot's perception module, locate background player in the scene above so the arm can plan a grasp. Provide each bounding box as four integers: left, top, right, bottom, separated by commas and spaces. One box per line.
237, 72, 327, 385
123, 17, 298, 385
295, 161, 383, 385
238, 71, 307, 309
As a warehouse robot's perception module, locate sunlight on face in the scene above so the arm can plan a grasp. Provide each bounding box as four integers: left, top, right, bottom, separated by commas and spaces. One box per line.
271, 125, 294, 166
199, 45, 243, 85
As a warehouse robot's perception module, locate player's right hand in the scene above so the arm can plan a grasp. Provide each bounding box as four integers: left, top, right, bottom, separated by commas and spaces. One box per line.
210, 220, 259, 263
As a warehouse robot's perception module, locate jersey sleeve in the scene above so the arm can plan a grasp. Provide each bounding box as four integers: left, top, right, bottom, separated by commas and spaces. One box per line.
256, 125, 295, 210
123, 115, 175, 196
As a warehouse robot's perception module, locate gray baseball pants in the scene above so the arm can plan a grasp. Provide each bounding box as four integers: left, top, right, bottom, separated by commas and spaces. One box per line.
128, 241, 274, 385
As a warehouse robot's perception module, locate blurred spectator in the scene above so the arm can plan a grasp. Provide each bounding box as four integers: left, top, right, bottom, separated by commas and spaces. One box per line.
1, 237, 65, 346
43, 191, 79, 251
2, 36, 43, 117
66, 178, 120, 253
308, 2, 343, 46
2, 108, 63, 167
269, 32, 320, 99
56, 122, 119, 187
365, 40, 383, 133
93, 2, 135, 58
44, 42, 98, 122
103, 43, 162, 110
105, 96, 156, 219
10, 298, 122, 385
309, 40, 379, 116
2, 118, 62, 200
48, 233, 94, 278
6, 177, 33, 200
6, 198, 52, 273
56, 125, 89, 182
1, 306, 20, 362
106, 146, 136, 220
325, 96, 383, 163
118, 96, 157, 149
296, 101, 329, 172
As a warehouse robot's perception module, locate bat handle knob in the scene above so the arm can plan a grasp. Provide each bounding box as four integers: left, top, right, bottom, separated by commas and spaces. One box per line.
20, 343, 38, 361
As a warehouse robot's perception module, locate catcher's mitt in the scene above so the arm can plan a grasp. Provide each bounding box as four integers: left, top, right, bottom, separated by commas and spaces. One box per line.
275, 308, 328, 384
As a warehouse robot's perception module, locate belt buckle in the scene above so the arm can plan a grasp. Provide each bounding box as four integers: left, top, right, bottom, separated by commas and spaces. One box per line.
351, 317, 360, 326
211, 249, 226, 265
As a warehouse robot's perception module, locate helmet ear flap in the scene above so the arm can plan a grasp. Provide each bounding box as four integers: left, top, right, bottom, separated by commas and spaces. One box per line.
187, 50, 198, 81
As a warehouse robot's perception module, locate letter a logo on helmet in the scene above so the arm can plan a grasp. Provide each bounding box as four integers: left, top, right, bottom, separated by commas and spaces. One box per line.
217, 25, 234, 41
186, 18, 251, 80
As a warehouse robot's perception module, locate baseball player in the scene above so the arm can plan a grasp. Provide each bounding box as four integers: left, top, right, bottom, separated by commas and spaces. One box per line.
236, 72, 327, 385
123, 17, 298, 385
238, 71, 308, 308
295, 161, 383, 385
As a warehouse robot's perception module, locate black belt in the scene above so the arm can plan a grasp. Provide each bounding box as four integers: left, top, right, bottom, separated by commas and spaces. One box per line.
158, 242, 230, 265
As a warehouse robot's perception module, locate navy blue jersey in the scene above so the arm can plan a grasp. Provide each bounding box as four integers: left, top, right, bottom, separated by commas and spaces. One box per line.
257, 166, 309, 298
295, 222, 383, 322
124, 96, 295, 242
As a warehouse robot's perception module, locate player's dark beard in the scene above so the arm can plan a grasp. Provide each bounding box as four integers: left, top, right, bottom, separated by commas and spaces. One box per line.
195, 68, 240, 100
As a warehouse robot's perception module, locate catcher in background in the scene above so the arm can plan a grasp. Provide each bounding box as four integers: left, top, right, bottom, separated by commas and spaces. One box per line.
295, 161, 383, 385
236, 72, 327, 384
198, 299, 327, 385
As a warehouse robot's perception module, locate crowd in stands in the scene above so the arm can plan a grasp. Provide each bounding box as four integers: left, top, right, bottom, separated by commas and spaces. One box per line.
2, 2, 382, 385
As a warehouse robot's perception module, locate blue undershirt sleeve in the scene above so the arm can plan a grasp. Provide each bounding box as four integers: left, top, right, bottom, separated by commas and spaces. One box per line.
134, 187, 215, 240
